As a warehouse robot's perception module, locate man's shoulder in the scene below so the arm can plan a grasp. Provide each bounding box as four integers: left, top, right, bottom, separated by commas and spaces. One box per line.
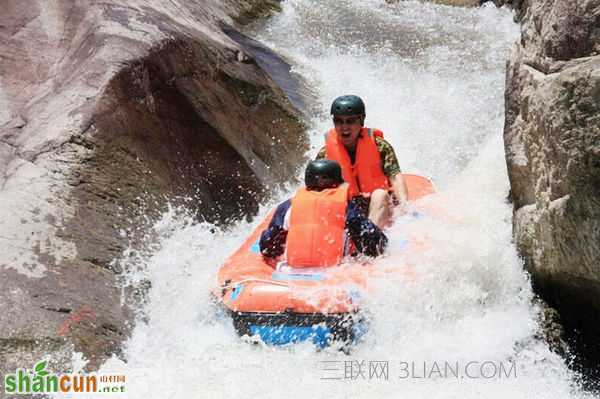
276, 199, 292, 212
373, 133, 394, 151
315, 145, 327, 160
368, 130, 401, 178
272, 199, 291, 223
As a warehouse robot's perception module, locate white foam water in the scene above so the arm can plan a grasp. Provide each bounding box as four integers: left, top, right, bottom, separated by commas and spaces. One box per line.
85, 1, 594, 398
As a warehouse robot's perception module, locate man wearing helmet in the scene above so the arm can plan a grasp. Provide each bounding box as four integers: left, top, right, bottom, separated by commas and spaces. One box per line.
316, 95, 409, 229
259, 160, 388, 266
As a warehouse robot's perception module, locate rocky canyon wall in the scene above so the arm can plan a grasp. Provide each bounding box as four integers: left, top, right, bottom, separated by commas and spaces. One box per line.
503, 0, 600, 365
0, 0, 307, 371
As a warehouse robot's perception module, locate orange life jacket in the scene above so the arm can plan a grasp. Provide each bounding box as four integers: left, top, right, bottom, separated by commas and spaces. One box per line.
286, 185, 349, 267
325, 128, 390, 197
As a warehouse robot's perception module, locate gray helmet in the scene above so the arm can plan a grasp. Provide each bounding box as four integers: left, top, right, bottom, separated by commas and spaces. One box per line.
305, 160, 344, 191
330, 95, 365, 116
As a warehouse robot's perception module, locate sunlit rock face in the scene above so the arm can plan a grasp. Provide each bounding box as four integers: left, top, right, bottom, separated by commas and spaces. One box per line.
0, 0, 307, 370
504, 0, 600, 355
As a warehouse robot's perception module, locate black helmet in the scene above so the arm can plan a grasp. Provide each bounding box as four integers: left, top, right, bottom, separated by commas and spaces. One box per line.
330, 95, 365, 116
305, 160, 344, 191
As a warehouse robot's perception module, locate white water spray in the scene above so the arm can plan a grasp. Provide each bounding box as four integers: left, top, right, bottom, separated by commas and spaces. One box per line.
84, 1, 594, 398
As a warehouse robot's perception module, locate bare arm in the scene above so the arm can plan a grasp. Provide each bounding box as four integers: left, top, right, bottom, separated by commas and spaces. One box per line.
390, 173, 408, 206
375, 137, 407, 205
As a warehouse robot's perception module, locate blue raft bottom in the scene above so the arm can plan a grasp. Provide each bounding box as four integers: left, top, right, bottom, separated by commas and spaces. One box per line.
248, 321, 368, 349
249, 325, 332, 348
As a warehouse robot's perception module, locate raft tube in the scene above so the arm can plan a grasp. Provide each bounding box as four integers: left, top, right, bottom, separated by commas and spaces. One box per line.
214, 174, 435, 348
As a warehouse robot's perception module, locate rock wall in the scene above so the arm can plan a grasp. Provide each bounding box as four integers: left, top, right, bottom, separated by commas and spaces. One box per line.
0, 0, 307, 372
504, 0, 600, 364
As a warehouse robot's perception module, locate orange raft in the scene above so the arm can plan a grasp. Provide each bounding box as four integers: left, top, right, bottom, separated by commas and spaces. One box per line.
213, 174, 435, 348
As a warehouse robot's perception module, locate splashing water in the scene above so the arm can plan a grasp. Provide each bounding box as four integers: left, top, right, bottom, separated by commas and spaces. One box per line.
83, 1, 595, 398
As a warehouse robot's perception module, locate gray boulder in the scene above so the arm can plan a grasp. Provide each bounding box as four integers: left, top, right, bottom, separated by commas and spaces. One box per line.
0, 0, 307, 372
504, 0, 600, 349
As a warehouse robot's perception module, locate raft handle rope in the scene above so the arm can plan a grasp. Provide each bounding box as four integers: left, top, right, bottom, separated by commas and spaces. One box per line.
221, 278, 291, 291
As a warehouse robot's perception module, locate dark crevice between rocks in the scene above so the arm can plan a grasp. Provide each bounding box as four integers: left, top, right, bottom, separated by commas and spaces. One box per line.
40, 306, 73, 314
530, 276, 600, 393
566, 329, 600, 394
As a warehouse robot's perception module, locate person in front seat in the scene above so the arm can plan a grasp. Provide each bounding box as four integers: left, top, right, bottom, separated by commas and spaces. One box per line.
259, 160, 388, 267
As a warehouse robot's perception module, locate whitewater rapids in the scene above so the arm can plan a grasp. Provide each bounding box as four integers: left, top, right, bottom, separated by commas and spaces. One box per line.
79, 1, 595, 398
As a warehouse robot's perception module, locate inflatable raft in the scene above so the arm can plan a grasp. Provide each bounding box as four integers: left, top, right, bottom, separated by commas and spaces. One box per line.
213, 174, 435, 348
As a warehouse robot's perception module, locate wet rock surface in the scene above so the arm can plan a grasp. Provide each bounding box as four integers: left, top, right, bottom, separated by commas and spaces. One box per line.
504, 0, 600, 384
0, 0, 307, 373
